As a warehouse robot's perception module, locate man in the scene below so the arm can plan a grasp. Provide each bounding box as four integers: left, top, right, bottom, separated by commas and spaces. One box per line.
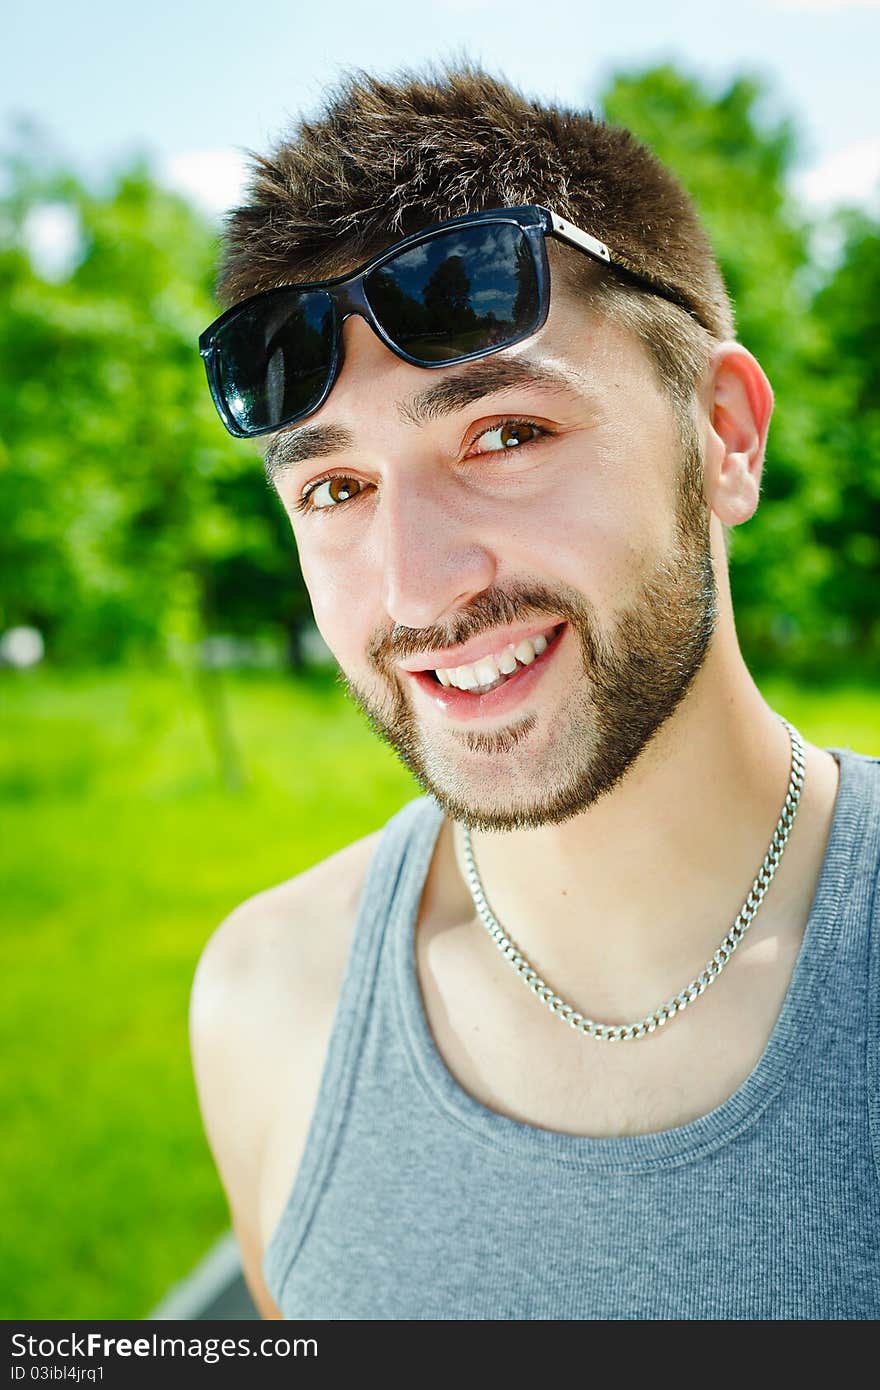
189, 67, 880, 1319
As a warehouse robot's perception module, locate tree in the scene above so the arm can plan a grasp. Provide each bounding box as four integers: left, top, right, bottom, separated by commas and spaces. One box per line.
0, 128, 310, 666
600, 65, 868, 674
809, 209, 880, 669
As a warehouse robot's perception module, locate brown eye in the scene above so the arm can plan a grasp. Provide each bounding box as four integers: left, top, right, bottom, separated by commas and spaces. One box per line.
500, 422, 539, 447
307, 475, 365, 509
475, 420, 546, 453
328, 477, 360, 503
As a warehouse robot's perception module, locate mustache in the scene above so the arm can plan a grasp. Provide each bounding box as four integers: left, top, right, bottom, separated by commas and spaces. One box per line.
367, 581, 594, 671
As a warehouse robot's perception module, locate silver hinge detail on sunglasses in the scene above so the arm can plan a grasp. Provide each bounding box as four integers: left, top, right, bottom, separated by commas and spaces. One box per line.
549, 213, 611, 264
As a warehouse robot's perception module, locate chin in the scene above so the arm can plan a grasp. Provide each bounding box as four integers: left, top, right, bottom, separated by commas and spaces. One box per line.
410, 729, 611, 833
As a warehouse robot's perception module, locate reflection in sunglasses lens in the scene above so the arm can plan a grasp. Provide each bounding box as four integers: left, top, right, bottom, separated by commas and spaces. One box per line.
217, 289, 335, 432
365, 223, 539, 362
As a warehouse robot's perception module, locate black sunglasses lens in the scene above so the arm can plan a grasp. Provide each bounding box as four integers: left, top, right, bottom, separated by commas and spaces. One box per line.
214, 289, 335, 434
364, 222, 540, 363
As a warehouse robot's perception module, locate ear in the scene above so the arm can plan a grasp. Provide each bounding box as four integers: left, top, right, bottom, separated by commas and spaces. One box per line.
701, 342, 774, 527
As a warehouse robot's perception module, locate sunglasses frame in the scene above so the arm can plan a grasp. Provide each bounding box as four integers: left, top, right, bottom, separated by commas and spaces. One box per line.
199, 203, 706, 439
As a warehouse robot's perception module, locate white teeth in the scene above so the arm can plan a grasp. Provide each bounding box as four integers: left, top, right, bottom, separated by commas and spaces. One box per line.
473, 658, 500, 685
453, 665, 480, 690
513, 638, 537, 665
432, 625, 558, 687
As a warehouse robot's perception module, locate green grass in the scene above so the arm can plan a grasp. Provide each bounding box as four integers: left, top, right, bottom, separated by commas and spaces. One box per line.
1, 664, 878, 1319
1, 663, 419, 1319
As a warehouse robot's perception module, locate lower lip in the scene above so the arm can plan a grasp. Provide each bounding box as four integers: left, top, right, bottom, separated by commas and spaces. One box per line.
408, 624, 568, 723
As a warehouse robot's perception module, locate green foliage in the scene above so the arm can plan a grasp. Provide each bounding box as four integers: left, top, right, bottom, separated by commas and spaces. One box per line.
0, 133, 307, 665
809, 209, 880, 662
601, 65, 879, 676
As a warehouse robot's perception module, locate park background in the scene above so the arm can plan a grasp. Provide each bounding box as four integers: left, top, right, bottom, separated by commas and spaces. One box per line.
2, 0, 879, 1320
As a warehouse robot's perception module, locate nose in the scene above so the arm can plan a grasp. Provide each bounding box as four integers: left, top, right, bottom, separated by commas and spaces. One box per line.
330, 315, 498, 631
376, 460, 497, 632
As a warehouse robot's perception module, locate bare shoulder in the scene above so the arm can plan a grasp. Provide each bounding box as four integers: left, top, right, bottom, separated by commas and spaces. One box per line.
189, 825, 383, 1318
191, 826, 382, 1023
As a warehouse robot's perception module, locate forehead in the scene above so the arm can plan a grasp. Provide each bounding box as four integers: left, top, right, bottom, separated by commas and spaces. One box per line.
260, 349, 603, 487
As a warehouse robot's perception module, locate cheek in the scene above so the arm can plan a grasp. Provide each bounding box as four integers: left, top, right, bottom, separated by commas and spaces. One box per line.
494, 482, 641, 604
300, 544, 380, 670
530, 440, 669, 592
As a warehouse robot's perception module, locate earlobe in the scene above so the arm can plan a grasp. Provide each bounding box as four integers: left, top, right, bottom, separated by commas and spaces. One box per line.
703, 343, 774, 528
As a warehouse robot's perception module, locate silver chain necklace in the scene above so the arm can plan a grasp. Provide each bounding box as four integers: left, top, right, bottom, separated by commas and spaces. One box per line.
460, 715, 806, 1042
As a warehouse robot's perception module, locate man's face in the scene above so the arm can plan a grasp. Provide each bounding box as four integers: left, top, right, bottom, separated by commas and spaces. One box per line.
265, 284, 718, 831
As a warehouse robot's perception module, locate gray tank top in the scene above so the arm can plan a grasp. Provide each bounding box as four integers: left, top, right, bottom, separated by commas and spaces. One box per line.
263, 745, 880, 1319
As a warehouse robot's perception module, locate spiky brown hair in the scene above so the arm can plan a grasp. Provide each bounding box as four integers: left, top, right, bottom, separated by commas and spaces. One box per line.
217, 63, 736, 549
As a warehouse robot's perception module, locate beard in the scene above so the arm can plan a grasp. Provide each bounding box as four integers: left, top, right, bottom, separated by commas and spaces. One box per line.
335, 413, 718, 831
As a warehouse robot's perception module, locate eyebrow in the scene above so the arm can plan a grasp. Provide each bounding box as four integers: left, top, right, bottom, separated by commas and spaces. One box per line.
262, 425, 353, 486
262, 354, 591, 488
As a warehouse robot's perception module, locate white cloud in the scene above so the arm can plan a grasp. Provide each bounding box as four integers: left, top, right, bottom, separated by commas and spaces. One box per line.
398, 242, 429, 268
793, 137, 880, 208
160, 148, 250, 220
22, 202, 84, 282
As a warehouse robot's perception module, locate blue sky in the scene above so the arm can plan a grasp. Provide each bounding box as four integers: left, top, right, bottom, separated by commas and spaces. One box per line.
5, 0, 880, 220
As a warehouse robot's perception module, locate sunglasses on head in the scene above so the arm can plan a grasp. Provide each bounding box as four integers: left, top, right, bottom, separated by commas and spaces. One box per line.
199, 204, 705, 439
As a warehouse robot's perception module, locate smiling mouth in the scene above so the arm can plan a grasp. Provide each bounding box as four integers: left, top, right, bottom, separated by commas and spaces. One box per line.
425, 622, 566, 695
